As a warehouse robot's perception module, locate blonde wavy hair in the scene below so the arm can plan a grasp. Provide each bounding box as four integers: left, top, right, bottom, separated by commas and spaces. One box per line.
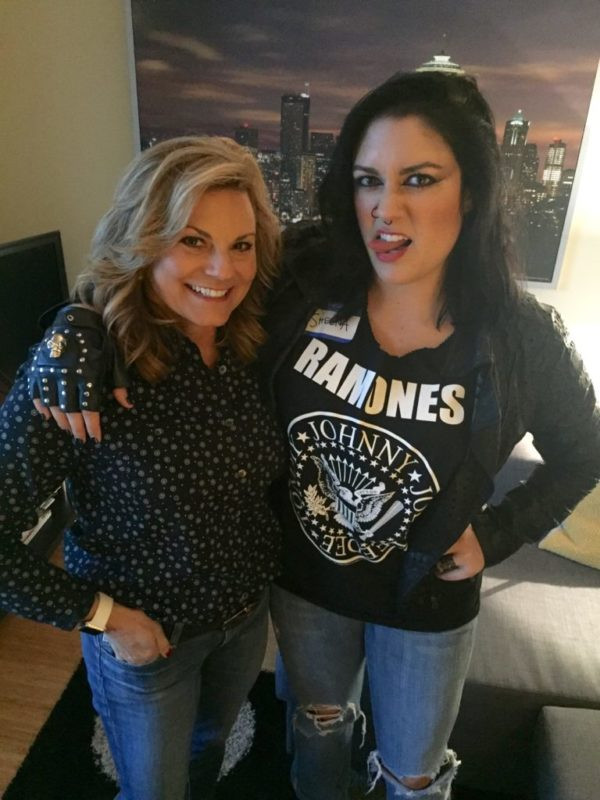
73, 136, 281, 381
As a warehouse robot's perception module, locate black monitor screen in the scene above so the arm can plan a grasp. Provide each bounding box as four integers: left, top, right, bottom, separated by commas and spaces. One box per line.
0, 231, 69, 393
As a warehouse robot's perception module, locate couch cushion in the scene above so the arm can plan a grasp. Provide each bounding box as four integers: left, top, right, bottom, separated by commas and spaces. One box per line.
471, 545, 600, 702
534, 706, 600, 800
451, 544, 600, 797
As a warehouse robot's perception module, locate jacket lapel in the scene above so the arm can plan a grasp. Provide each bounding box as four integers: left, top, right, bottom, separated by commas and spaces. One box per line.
397, 327, 501, 600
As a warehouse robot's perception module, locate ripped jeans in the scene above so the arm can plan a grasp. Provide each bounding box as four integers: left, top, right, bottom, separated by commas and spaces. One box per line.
270, 586, 476, 800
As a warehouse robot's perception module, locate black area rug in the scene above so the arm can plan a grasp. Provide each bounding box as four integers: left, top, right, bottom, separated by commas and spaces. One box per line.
5, 662, 519, 800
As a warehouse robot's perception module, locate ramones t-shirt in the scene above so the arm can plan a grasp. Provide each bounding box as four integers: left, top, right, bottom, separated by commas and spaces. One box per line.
274, 306, 482, 631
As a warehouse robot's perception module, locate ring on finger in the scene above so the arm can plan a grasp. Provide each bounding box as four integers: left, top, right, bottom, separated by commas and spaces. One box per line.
435, 554, 459, 575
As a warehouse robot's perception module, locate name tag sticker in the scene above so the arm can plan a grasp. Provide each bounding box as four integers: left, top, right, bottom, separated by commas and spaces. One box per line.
305, 308, 360, 342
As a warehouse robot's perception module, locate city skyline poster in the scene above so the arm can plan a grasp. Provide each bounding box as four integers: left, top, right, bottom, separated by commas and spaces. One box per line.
129, 0, 599, 284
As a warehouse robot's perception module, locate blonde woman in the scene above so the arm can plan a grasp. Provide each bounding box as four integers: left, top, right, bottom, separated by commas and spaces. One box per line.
0, 137, 285, 800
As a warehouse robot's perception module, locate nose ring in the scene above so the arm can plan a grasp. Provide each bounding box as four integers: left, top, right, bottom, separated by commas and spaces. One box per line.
371, 206, 392, 225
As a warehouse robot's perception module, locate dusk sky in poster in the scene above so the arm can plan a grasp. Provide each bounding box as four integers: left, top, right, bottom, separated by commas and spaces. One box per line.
131, 0, 599, 168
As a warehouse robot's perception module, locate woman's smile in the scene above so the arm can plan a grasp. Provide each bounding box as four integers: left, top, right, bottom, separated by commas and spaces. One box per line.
151, 187, 257, 344
184, 283, 231, 299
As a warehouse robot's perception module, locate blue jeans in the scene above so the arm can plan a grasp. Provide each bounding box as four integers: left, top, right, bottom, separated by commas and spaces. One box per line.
81, 592, 268, 800
270, 586, 476, 800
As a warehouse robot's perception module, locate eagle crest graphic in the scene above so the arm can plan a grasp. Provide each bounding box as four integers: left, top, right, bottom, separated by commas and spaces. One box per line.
311, 454, 399, 540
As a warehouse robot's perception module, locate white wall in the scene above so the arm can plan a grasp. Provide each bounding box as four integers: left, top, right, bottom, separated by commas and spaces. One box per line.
0, 0, 136, 286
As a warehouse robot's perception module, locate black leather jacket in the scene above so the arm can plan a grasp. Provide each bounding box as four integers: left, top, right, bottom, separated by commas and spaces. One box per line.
260, 226, 600, 601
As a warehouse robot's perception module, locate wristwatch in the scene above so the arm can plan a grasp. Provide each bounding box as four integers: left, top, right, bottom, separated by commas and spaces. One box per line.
79, 592, 114, 634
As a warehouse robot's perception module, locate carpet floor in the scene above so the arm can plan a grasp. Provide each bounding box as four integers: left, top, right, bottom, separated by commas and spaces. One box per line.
4, 662, 521, 800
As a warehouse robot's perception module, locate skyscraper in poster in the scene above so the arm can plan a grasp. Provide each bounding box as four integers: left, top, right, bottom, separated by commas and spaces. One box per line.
280, 93, 310, 176
542, 139, 566, 196
279, 91, 311, 219
501, 110, 531, 203
521, 143, 540, 186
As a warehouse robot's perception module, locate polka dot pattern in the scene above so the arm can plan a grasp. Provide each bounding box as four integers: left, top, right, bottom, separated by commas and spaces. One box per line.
0, 339, 285, 629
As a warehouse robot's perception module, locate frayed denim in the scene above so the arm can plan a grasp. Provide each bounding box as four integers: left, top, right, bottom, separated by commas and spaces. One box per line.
367, 749, 459, 799
271, 586, 475, 800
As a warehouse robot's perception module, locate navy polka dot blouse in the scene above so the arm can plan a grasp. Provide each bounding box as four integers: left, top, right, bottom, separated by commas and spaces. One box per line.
0, 338, 286, 630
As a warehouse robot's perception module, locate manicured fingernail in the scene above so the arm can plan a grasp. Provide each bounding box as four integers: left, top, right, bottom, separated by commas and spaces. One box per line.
164, 647, 173, 658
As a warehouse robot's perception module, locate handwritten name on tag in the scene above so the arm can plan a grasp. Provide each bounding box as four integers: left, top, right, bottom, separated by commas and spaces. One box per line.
305, 308, 360, 342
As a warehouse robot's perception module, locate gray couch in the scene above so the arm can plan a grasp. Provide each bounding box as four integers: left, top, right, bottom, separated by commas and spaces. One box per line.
535, 706, 600, 800
449, 439, 600, 798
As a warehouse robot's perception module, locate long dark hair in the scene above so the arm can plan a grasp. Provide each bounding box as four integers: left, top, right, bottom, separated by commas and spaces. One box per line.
319, 71, 519, 327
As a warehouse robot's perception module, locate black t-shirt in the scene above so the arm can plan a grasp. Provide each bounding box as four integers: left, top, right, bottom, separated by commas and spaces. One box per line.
274, 306, 482, 631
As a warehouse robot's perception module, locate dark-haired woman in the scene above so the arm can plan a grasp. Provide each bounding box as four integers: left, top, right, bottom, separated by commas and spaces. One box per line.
26, 72, 600, 800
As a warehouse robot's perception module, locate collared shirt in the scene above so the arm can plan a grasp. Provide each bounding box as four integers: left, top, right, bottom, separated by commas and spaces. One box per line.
0, 338, 285, 629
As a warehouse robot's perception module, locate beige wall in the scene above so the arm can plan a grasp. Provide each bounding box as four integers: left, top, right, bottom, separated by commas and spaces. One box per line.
0, 0, 135, 286
1, 2, 598, 383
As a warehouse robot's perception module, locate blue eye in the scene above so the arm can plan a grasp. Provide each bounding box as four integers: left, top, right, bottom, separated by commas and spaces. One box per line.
353, 174, 381, 188
405, 173, 436, 188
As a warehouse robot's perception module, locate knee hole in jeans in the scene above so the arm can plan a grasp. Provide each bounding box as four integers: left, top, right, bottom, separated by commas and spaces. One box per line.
305, 704, 342, 723
294, 702, 366, 742
378, 758, 432, 789
367, 749, 460, 797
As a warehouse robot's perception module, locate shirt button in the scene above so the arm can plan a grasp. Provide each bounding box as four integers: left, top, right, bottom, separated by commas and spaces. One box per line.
224, 418, 235, 429
236, 469, 247, 479
218, 364, 227, 375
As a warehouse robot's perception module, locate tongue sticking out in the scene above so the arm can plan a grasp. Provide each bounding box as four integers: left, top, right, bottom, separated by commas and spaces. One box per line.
369, 235, 412, 254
